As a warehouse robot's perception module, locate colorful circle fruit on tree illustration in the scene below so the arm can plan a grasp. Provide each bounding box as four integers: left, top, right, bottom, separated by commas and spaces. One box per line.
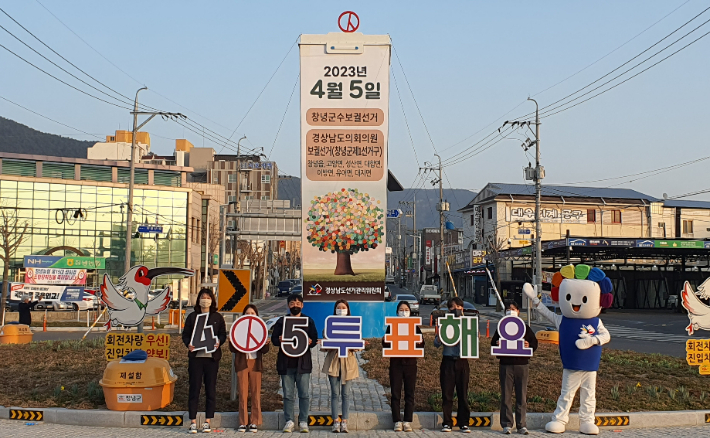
305, 188, 384, 276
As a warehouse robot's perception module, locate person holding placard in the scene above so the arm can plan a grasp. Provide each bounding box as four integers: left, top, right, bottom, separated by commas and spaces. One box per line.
491, 300, 538, 435
229, 304, 270, 433
271, 293, 319, 433
434, 297, 471, 434
182, 288, 227, 434
321, 299, 361, 433
382, 301, 425, 432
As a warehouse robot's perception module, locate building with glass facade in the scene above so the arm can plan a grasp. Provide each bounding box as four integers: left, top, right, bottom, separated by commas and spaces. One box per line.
0, 152, 223, 293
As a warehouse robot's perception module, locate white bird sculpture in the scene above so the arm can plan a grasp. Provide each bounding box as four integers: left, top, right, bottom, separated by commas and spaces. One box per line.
100, 266, 194, 330
681, 280, 710, 335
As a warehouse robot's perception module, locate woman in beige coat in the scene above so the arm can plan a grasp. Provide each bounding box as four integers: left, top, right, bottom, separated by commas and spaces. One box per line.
322, 299, 360, 433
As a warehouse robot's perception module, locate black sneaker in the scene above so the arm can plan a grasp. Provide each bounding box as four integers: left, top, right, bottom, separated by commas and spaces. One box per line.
442, 425, 452, 433
248, 424, 258, 433
460, 426, 471, 434
238, 425, 247, 433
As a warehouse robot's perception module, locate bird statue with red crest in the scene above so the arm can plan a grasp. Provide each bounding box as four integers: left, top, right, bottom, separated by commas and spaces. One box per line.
523, 264, 613, 435
100, 266, 194, 329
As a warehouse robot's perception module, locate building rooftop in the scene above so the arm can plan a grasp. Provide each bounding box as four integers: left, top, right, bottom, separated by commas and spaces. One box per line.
663, 199, 710, 209
461, 183, 657, 210
0, 151, 192, 172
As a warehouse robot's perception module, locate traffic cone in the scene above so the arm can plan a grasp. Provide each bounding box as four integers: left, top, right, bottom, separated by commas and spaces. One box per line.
486, 319, 490, 338
152, 316, 155, 331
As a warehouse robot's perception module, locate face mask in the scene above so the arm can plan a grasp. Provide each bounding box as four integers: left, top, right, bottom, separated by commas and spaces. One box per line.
398, 310, 410, 318
336, 308, 348, 316
289, 305, 302, 315
450, 308, 463, 317
505, 310, 519, 317
199, 298, 212, 309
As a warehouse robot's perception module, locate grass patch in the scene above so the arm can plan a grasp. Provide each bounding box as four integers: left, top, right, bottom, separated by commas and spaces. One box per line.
0, 335, 282, 412
361, 335, 710, 412
303, 269, 385, 283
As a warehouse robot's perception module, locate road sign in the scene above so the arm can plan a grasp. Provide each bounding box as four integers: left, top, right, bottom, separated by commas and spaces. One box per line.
338, 11, 359, 32
387, 209, 402, 218
309, 415, 338, 426
9, 409, 43, 421
518, 228, 531, 235
594, 416, 629, 427
138, 224, 163, 233
141, 415, 183, 426
451, 416, 491, 427
217, 269, 251, 312
230, 315, 268, 353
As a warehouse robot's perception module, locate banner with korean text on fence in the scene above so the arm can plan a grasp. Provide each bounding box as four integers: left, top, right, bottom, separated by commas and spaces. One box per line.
300, 33, 391, 302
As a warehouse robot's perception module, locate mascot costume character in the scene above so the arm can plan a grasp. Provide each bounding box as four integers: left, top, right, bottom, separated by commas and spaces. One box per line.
523, 264, 613, 435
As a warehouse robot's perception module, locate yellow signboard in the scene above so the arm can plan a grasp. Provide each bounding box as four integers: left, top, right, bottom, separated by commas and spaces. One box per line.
105, 333, 170, 361
685, 339, 710, 374
217, 269, 251, 312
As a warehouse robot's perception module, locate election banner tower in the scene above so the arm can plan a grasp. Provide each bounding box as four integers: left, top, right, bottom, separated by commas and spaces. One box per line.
299, 20, 396, 337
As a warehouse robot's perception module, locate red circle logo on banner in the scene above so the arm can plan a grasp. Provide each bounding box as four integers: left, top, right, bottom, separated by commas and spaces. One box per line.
338, 11, 360, 33
230, 315, 268, 353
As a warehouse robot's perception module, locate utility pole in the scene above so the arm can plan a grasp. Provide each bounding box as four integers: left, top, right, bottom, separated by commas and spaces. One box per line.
421, 155, 448, 292
531, 97, 542, 327
123, 87, 183, 333
232, 136, 246, 269
501, 99, 543, 325
400, 196, 418, 290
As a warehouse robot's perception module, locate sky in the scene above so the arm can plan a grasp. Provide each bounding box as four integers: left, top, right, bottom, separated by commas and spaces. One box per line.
1, 1, 709, 202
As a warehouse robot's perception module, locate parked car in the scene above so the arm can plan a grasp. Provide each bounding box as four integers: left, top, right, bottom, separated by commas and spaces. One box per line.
385, 275, 395, 284
392, 294, 420, 316
384, 286, 391, 301
291, 285, 303, 296
169, 299, 189, 309
430, 300, 479, 326
278, 280, 293, 296
418, 284, 441, 305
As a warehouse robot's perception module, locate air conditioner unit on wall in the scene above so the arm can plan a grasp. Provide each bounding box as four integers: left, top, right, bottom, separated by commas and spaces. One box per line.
658, 222, 665, 228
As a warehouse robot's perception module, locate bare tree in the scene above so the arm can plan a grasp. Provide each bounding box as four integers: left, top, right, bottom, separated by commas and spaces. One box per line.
485, 230, 506, 312
0, 209, 29, 324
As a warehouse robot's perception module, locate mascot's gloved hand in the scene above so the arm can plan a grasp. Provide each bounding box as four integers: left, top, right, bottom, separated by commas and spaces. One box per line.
575, 335, 599, 350
522, 283, 540, 305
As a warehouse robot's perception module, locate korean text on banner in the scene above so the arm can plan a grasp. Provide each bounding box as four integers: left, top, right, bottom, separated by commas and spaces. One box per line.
24, 268, 87, 285
300, 33, 391, 302
383, 317, 424, 358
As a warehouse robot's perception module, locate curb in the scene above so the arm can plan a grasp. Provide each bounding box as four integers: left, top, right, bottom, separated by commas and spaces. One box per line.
1, 407, 708, 430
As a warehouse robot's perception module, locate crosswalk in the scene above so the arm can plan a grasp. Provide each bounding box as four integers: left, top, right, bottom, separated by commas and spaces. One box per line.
603, 323, 689, 343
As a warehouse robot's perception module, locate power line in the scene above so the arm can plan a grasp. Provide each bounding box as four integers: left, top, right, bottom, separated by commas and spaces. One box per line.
267, 73, 299, 160
0, 94, 103, 140
225, 36, 299, 145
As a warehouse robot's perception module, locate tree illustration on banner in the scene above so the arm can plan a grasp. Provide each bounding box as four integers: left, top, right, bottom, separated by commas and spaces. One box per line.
305, 188, 384, 275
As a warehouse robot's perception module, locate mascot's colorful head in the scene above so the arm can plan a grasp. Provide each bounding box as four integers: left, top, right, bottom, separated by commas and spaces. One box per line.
550, 264, 613, 319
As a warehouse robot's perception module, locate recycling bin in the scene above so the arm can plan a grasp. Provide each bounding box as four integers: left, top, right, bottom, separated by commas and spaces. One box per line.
0, 324, 33, 344
100, 357, 178, 411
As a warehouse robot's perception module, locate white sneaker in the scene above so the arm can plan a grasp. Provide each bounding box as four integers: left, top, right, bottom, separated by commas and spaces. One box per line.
403, 422, 413, 432
283, 420, 295, 433
332, 420, 341, 433
517, 427, 529, 435
340, 421, 348, 433
201, 422, 211, 433
189, 423, 198, 434
502, 427, 512, 434
394, 422, 403, 432
299, 421, 309, 433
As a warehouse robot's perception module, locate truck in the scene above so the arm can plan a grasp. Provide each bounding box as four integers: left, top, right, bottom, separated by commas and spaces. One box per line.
418, 284, 441, 305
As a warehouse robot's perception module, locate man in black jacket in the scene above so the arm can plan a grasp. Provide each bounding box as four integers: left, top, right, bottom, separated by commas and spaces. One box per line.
491, 300, 539, 435
270, 294, 318, 433
18, 297, 39, 326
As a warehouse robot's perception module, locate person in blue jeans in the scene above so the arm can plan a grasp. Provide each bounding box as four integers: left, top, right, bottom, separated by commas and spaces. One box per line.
322, 299, 361, 433
271, 294, 319, 433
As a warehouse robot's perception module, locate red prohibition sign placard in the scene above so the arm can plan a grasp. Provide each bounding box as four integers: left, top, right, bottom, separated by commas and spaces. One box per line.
338, 11, 359, 33
230, 315, 268, 353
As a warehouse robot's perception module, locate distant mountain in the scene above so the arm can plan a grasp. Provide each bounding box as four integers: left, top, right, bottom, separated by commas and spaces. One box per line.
276, 176, 476, 229
0, 117, 93, 158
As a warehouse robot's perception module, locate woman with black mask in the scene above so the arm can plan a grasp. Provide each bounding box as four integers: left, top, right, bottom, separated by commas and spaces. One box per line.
182, 288, 227, 434
382, 301, 425, 432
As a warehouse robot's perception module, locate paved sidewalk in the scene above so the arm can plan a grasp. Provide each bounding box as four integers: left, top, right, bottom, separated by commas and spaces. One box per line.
0, 420, 705, 437
278, 346, 390, 413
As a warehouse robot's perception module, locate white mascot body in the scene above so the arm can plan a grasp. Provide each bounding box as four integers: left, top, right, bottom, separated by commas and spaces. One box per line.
523, 264, 613, 435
